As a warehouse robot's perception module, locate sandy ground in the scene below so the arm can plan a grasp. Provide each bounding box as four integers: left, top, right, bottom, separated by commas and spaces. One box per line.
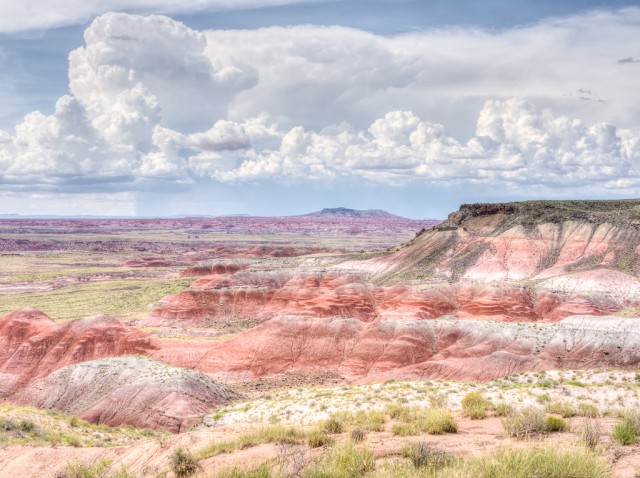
1, 413, 639, 477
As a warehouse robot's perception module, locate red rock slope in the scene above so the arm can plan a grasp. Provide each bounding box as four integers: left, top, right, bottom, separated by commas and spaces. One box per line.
0, 308, 158, 395
163, 314, 640, 383
374, 200, 640, 297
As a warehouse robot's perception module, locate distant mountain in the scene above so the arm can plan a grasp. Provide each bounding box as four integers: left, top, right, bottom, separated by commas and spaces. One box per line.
303, 207, 402, 219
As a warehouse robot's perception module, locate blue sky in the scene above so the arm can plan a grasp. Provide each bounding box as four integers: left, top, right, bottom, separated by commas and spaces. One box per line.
1, 0, 640, 217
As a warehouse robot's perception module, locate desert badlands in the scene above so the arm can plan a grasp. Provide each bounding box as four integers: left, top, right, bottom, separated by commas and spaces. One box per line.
1, 201, 640, 476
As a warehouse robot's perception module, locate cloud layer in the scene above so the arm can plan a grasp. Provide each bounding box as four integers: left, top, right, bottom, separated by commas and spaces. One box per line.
1, 10, 640, 197
0, 0, 320, 33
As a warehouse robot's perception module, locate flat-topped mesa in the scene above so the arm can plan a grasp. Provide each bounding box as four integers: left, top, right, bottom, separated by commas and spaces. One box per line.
376, 199, 640, 289
304, 207, 402, 219
441, 199, 640, 230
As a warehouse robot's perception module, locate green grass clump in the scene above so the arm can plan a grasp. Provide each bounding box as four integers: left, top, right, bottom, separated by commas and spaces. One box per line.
457, 446, 610, 478
323, 416, 345, 434
545, 401, 576, 418
577, 403, 599, 418
416, 408, 458, 435
391, 423, 417, 437
195, 426, 305, 460
0, 405, 161, 448
376, 446, 610, 478
501, 407, 545, 439
307, 429, 333, 448
303, 442, 375, 478
461, 392, 491, 420
215, 465, 273, 478
613, 419, 637, 445
331, 410, 386, 432
544, 416, 568, 433
384, 405, 456, 434
493, 402, 514, 417
58, 459, 134, 478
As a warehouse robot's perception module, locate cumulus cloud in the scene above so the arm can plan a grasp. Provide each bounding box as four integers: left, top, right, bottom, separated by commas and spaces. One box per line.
1, 10, 640, 197
189, 99, 640, 189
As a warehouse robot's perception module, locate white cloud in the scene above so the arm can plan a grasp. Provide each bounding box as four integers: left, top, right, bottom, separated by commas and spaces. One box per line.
194, 99, 640, 188
1, 10, 640, 196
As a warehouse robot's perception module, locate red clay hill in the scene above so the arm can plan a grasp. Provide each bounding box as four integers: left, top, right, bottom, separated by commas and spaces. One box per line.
5, 200, 640, 430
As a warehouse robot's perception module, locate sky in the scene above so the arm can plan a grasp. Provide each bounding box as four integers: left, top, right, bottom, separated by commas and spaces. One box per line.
1, 0, 640, 218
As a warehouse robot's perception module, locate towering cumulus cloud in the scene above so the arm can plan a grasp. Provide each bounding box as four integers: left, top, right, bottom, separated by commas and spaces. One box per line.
0, 10, 639, 196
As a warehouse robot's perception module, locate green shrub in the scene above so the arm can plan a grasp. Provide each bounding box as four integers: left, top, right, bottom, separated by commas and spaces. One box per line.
501, 407, 545, 438
613, 419, 637, 445
544, 416, 567, 433
461, 392, 491, 420
171, 448, 200, 478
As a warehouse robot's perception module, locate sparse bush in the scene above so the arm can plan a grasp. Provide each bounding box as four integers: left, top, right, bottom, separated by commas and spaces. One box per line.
544, 416, 568, 433
171, 448, 200, 478
580, 418, 602, 450
401, 442, 451, 469
307, 429, 332, 448
350, 427, 366, 442
428, 393, 448, 409
461, 392, 491, 420
501, 407, 545, 438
